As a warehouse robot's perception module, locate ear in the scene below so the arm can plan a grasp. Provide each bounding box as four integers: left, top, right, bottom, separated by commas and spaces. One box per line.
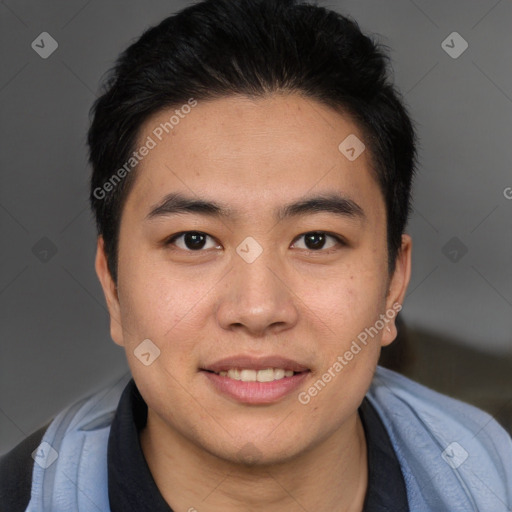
95, 235, 124, 347
380, 234, 412, 347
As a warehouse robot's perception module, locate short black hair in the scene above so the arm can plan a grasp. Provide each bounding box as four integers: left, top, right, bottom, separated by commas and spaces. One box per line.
87, 0, 418, 285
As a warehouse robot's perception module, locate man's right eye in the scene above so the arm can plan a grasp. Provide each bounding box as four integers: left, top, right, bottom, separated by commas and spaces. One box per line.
165, 231, 220, 251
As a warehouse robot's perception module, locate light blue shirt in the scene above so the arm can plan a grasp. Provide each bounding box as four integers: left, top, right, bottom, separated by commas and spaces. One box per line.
25, 367, 512, 511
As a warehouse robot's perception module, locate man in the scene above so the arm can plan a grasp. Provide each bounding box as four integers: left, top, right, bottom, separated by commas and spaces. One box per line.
1, 0, 511, 510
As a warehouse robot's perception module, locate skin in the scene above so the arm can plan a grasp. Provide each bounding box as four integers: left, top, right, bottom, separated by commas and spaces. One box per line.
95, 92, 412, 512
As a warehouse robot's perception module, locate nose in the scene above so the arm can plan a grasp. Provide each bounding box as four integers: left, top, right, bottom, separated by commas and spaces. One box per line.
215, 247, 299, 337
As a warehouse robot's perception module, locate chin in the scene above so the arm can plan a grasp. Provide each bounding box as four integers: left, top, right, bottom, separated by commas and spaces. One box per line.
203, 434, 307, 468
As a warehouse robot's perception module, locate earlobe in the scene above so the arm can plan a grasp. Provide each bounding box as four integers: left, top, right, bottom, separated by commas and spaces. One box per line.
381, 321, 398, 347
381, 234, 412, 347
94, 236, 124, 347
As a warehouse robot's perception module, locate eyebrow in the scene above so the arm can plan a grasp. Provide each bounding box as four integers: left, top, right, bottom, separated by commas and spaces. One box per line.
145, 191, 366, 223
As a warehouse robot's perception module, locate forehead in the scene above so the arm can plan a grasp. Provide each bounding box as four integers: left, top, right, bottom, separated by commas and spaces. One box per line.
123, 93, 382, 222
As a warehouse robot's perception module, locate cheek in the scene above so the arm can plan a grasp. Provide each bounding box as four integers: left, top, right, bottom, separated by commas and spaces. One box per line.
118, 270, 205, 392
297, 265, 386, 331
299, 275, 384, 412
296, 273, 387, 401
117, 255, 211, 350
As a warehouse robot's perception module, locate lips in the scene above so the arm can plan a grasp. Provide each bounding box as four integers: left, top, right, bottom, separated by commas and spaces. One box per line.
200, 355, 311, 404
201, 355, 310, 374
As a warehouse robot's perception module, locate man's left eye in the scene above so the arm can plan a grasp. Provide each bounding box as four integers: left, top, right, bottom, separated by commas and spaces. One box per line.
292, 231, 345, 252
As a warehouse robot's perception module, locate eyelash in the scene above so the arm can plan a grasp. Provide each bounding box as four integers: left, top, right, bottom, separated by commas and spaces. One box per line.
164, 231, 347, 255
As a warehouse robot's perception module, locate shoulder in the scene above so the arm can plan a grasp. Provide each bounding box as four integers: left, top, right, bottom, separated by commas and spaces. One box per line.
0, 373, 132, 512
0, 423, 50, 512
367, 366, 512, 509
370, 365, 510, 431
368, 365, 512, 472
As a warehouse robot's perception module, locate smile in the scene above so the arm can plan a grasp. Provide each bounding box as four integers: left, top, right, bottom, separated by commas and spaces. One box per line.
210, 368, 297, 382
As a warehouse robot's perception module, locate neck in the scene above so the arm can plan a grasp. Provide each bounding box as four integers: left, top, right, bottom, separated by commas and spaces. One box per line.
140, 410, 368, 512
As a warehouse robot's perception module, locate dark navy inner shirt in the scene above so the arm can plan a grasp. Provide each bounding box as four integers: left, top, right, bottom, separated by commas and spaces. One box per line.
107, 379, 409, 511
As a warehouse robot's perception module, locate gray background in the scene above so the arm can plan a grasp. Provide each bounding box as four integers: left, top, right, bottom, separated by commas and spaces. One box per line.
1, 0, 511, 454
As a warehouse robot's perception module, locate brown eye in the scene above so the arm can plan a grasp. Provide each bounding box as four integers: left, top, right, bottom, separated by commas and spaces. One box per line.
166, 231, 219, 251
292, 231, 344, 252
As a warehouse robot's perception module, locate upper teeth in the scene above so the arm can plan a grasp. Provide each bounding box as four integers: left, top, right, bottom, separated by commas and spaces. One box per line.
217, 368, 295, 382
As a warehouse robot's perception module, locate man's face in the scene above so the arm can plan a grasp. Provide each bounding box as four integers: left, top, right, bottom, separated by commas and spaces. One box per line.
96, 93, 411, 465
